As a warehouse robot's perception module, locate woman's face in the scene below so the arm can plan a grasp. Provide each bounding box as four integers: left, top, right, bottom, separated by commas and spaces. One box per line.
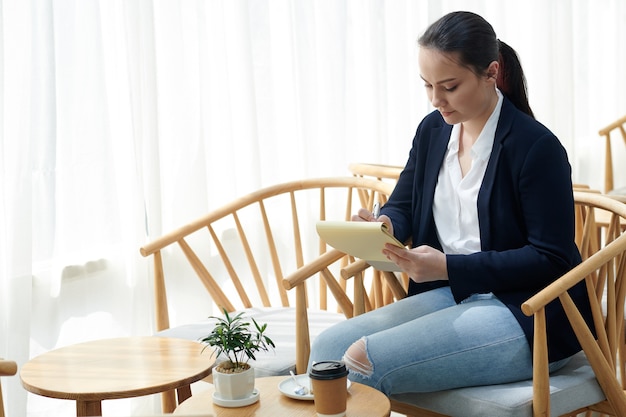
418, 47, 498, 127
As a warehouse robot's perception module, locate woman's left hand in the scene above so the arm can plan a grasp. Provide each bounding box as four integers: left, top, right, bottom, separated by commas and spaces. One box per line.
382, 244, 448, 283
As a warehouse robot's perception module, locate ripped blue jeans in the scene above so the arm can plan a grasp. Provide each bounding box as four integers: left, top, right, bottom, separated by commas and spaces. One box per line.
308, 287, 569, 395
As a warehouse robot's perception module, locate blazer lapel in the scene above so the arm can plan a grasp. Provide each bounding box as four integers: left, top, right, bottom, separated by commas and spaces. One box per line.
478, 99, 516, 246
418, 124, 451, 233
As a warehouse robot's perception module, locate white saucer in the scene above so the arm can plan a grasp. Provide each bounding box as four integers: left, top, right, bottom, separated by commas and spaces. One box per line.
279, 374, 314, 400
278, 374, 351, 401
212, 389, 260, 407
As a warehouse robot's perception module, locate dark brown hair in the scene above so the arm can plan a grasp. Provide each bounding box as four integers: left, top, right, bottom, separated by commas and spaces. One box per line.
418, 11, 534, 118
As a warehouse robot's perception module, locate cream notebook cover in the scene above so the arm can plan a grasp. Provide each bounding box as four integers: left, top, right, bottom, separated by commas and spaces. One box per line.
316, 221, 404, 272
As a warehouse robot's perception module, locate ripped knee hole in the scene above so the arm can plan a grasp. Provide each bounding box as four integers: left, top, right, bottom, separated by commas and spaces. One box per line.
342, 337, 373, 376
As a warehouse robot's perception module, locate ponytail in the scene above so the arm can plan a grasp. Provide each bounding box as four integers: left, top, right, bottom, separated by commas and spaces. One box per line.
497, 40, 534, 118
419, 12, 535, 118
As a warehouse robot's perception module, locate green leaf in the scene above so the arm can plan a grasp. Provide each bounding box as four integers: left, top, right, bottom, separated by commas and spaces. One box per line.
199, 307, 275, 368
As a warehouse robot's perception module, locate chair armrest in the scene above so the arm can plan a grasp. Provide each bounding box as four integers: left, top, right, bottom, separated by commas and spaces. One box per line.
521, 232, 626, 417
341, 260, 407, 301
281, 249, 350, 373
0, 360, 17, 377
522, 234, 626, 316
282, 249, 346, 290
340, 258, 370, 280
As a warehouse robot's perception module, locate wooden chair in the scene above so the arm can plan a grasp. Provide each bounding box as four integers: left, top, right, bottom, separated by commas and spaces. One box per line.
140, 176, 394, 410
348, 162, 402, 207
348, 162, 403, 181
598, 115, 626, 195
573, 185, 626, 240
0, 359, 17, 417
288, 191, 626, 417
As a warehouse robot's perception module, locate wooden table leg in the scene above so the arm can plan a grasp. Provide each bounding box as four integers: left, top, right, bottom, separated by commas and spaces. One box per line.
162, 389, 177, 413
76, 400, 102, 417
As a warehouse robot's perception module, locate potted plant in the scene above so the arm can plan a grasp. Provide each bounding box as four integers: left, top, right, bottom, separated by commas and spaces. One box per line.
200, 308, 275, 405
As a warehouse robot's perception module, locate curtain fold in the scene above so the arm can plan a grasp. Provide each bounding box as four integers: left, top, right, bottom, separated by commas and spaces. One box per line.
1, 1, 34, 416
1, 1, 625, 415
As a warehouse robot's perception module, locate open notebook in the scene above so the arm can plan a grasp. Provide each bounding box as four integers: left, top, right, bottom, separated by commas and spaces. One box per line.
316, 221, 405, 272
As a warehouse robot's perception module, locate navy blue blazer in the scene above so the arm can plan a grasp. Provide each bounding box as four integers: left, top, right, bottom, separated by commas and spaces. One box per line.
380, 97, 593, 362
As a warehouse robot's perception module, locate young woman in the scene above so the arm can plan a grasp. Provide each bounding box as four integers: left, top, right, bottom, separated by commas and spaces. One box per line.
308, 11, 593, 395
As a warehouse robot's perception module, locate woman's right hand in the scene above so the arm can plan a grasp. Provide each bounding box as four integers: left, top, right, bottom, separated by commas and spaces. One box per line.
352, 208, 393, 235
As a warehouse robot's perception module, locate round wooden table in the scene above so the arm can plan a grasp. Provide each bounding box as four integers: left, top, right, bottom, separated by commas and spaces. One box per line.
174, 375, 391, 417
20, 337, 214, 416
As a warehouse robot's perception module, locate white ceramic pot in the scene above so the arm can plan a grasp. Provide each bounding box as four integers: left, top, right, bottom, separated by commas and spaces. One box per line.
213, 362, 255, 400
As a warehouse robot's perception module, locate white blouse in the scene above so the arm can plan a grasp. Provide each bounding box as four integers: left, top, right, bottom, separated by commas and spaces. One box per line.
433, 89, 503, 255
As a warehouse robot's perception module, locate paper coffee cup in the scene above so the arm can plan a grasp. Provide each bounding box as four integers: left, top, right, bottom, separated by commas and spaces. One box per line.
309, 360, 349, 417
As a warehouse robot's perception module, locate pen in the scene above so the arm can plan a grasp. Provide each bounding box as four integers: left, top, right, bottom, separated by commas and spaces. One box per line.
372, 202, 380, 219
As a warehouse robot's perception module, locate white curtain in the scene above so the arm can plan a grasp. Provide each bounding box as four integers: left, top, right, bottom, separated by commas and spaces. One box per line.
1, 0, 625, 415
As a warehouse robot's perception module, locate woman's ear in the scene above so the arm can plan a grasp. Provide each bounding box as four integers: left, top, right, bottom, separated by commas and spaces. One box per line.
486, 61, 499, 82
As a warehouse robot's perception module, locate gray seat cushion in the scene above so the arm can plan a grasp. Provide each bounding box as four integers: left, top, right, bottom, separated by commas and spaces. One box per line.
156, 306, 346, 377
390, 351, 604, 417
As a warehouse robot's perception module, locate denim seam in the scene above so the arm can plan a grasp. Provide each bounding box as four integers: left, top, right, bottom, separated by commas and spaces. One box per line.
373, 333, 528, 392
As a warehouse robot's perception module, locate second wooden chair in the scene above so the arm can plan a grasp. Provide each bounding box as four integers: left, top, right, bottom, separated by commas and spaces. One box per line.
139, 176, 395, 409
